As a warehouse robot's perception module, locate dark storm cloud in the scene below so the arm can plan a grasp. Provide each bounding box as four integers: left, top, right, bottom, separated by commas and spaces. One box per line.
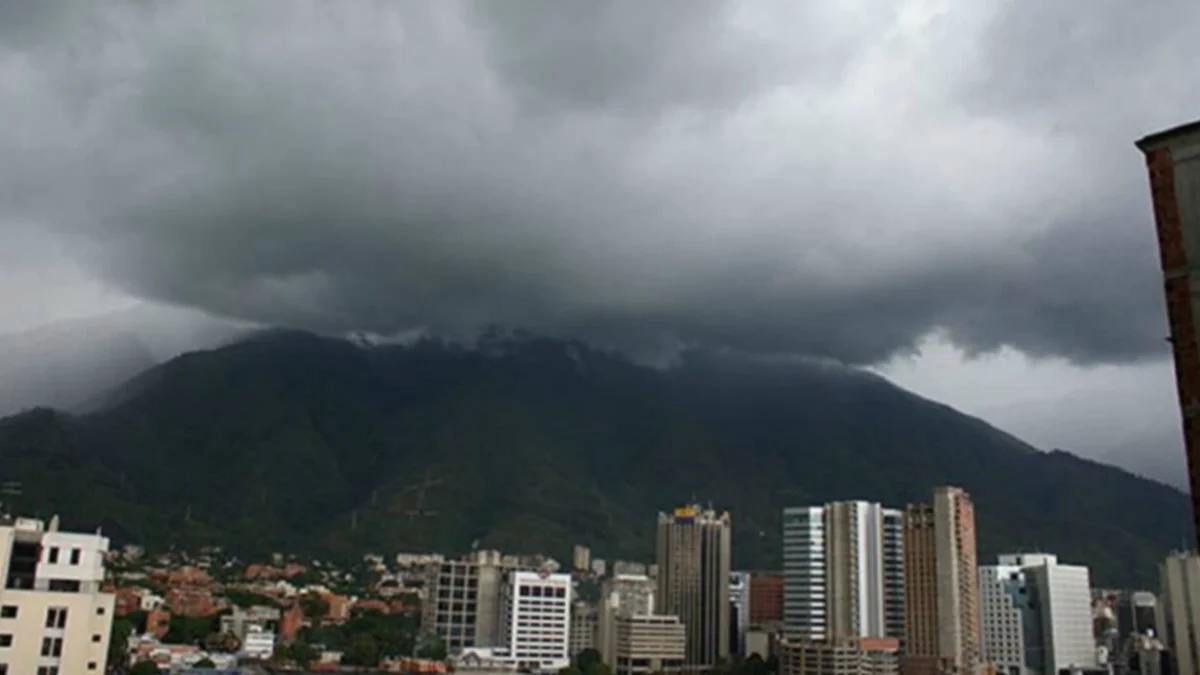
1, 0, 1197, 365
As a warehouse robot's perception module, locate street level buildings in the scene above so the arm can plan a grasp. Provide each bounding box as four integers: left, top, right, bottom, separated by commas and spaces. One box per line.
0, 515, 115, 674
902, 487, 980, 675
656, 505, 732, 669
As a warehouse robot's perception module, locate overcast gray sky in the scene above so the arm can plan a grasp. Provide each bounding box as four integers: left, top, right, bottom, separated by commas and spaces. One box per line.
1, 0, 1198, 485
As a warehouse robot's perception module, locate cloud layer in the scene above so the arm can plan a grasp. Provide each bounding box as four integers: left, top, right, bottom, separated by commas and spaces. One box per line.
3, 0, 1199, 365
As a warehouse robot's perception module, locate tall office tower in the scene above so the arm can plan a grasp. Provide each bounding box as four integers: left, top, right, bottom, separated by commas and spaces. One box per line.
782, 501, 904, 642
501, 570, 573, 671
655, 505, 732, 669
1158, 552, 1200, 675
1137, 120, 1200, 548
0, 514, 116, 674
1018, 555, 1096, 675
902, 487, 980, 675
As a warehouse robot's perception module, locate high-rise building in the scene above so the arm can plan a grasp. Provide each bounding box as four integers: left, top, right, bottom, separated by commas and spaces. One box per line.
0, 514, 115, 674
979, 553, 1096, 675
501, 571, 573, 671
902, 487, 980, 675
655, 505, 732, 669
749, 573, 784, 626
1136, 120, 1200, 548
1020, 556, 1096, 675
1158, 552, 1200, 675
782, 501, 904, 643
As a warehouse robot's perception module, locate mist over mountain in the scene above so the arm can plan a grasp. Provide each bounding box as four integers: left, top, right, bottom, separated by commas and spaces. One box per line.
0, 330, 1187, 586
0, 305, 252, 416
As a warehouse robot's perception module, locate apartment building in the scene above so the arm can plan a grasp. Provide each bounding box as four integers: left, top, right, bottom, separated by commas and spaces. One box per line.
598, 574, 658, 666
656, 505, 732, 670
1158, 552, 1200, 675
749, 573, 784, 626
613, 614, 686, 675
902, 487, 980, 675
570, 600, 598, 657
422, 550, 524, 652
501, 570, 573, 671
0, 515, 115, 675
782, 501, 904, 642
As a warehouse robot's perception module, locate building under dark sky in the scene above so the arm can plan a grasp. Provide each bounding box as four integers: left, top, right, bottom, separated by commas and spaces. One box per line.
1137, 120, 1200, 548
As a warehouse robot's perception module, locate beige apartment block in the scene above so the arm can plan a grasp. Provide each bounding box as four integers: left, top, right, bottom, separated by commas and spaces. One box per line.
902, 487, 980, 675
779, 637, 900, 675
614, 614, 687, 675
0, 515, 115, 675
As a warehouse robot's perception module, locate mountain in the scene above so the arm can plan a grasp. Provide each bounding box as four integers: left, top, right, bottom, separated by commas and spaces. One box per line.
0, 331, 1189, 586
0, 305, 252, 417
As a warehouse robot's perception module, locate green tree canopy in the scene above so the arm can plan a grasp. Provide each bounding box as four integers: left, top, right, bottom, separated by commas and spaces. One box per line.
585, 661, 614, 675
560, 667, 585, 675
343, 633, 381, 666
108, 617, 134, 670
300, 594, 330, 620
415, 631, 448, 660
130, 661, 161, 675
576, 648, 602, 672
193, 656, 217, 668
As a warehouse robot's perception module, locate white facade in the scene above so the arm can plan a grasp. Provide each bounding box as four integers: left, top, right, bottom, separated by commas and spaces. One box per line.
0, 516, 114, 675
982, 553, 1096, 675
240, 624, 276, 660
1027, 559, 1095, 674
502, 571, 573, 671
978, 564, 1032, 675
783, 502, 903, 641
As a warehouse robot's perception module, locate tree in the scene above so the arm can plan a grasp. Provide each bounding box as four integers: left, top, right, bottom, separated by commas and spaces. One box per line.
193, 656, 217, 668
415, 631, 448, 660
204, 631, 239, 652
130, 661, 161, 675
576, 648, 603, 672
289, 640, 319, 667
560, 667, 585, 675
342, 633, 381, 666
584, 661, 613, 675
300, 594, 330, 621
108, 617, 134, 670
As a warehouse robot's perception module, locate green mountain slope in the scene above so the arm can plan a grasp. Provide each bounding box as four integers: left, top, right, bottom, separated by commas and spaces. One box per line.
0, 331, 1188, 585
